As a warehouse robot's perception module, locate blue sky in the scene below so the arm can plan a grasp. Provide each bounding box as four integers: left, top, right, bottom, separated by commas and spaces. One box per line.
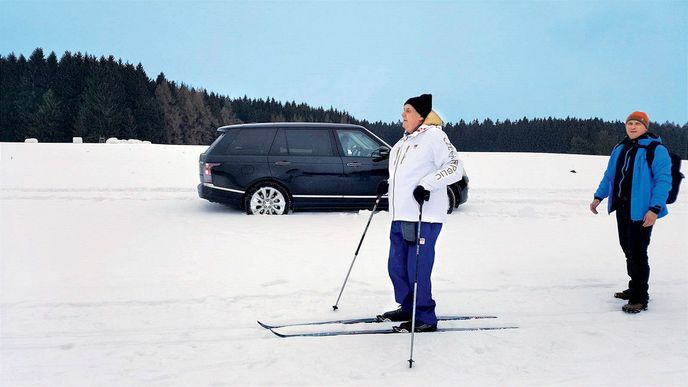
1, 0, 686, 124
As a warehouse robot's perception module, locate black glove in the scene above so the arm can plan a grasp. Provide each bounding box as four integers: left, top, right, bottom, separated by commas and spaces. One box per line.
413, 185, 430, 205
376, 180, 388, 195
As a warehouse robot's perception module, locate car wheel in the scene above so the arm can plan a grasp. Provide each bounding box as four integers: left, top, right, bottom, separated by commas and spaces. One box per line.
245, 183, 291, 215
446, 187, 456, 214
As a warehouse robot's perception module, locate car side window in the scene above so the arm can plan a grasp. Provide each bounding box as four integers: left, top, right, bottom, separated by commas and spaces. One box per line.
225, 128, 276, 155
284, 129, 334, 156
269, 129, 288, 155
336, 129, 380, 157
207, 128, 238, 154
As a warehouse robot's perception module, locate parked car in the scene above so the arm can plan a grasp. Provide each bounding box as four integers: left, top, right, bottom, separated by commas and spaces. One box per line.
197, 122, 468, 214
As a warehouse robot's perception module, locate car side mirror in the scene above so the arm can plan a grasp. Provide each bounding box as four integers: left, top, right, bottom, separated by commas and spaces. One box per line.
372, 146, 390, 162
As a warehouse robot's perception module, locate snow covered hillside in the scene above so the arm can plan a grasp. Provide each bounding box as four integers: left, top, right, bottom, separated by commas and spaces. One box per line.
1, 142, 686, 386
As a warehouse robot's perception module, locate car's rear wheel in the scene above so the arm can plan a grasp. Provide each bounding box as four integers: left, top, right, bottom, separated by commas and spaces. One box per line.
245, 183, 291, 215
446, 187, 456, 214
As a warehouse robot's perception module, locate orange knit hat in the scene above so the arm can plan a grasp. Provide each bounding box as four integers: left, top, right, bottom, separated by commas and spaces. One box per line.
626, 111, 650, 128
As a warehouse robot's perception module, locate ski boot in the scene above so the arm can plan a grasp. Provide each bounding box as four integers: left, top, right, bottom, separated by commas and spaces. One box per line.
393, 320, 438, 333
376, 307, 411, 322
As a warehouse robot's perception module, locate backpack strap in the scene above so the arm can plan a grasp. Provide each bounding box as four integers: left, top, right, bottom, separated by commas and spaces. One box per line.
644, 141, 660, 168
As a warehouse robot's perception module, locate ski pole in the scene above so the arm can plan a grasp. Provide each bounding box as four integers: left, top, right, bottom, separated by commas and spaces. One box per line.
408, 201, 424, 368
332, 195, 382, 311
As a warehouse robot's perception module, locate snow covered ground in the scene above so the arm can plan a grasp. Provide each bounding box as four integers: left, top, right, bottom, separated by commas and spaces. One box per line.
1, 142, 686, 386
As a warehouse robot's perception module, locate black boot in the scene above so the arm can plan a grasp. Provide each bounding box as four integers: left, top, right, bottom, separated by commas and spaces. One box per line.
376, 307, 411, 322
614, 289, 631, 300
393, 320, 437, 333
622, 301, 648, 314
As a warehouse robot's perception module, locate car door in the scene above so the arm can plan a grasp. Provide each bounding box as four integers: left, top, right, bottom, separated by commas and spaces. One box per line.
268, 128, 344, 204
334, 128, 389, 197
209, 127, 275, 191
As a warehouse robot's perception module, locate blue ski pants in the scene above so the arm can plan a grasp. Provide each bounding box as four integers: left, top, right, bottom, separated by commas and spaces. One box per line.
387, 220, 443, 325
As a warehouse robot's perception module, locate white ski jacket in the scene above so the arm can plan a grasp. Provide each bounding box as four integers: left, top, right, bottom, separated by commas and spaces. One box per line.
388, 124, 463, 223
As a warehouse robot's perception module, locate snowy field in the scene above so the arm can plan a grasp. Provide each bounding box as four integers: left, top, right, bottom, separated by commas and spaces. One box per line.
1, 142, 687, 386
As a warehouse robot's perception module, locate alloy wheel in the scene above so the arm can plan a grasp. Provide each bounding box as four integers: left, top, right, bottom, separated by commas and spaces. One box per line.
249, 186, 287, 215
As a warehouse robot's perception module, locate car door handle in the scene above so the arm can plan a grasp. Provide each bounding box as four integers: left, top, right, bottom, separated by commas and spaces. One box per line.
346, 162, 361, 167
274, 161, 291, 166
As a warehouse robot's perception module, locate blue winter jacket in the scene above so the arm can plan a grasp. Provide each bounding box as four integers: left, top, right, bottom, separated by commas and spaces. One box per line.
594, 134, 672, 221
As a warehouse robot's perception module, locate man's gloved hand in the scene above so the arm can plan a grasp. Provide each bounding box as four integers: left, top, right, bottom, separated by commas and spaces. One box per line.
376, 180, 389, 195
413, 185, 430, 205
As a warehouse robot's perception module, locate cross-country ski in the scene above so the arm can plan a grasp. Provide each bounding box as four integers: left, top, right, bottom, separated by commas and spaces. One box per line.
257, 315, 497, 330
268, 325, 519, 338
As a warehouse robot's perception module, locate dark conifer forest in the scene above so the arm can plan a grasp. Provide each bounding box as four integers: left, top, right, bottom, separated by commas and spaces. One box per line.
2, 48, 686, 158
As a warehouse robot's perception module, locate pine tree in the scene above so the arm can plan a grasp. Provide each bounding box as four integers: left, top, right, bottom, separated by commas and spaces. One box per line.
120, 63, 163, 142
219, 99, 239, 126
30, 89, 63, 140
155, 76, 182, 144
53, 51, 87, 141
73, 63, 126, 142
175, 85, 195, 144
0, 53, 24, 141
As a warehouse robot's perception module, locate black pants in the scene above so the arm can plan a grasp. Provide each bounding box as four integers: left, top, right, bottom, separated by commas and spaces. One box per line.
615, 201, 652, 304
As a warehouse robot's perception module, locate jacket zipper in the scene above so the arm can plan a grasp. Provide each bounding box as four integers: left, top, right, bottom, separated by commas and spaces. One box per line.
399, 145, 411, 165
390, 143, 405, 220
617, 146, 633, 197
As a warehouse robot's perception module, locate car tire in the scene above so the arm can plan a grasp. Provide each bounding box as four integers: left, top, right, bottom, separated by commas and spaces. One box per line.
245, 182, 291, 215
446, 187, 456, 214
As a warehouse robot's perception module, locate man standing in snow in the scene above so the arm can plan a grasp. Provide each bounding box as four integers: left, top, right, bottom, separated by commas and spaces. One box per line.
590, 111, 672, 314
375, 94, 463, 332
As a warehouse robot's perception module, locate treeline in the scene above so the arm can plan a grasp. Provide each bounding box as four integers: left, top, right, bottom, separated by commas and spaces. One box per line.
0, 48, 354, 145
1, 48, 686, 158
364, 118, 688, 158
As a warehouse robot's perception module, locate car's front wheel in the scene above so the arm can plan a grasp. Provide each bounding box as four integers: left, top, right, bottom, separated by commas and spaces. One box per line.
245, 183, 291, 215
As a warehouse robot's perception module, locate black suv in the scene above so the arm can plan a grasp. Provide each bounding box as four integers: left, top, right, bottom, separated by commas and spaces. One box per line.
198, 122, 468, 214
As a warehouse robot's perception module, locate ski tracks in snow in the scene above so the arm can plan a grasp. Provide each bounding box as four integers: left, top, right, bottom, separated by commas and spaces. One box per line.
0, 187, 197, 201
